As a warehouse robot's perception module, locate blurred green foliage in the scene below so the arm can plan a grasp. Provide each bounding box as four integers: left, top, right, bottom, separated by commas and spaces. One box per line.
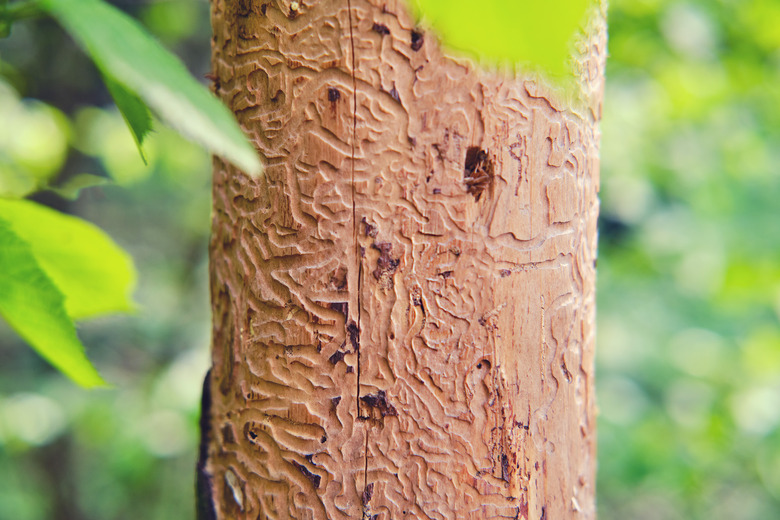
0, 0, 260, 390
41, 0, 261, 175
598, 0, 780, 518
0, 0, 212, 517
0, 0, 778, 518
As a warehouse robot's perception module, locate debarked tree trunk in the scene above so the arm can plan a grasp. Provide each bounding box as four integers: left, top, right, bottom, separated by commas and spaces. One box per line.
200, 1, 606, 518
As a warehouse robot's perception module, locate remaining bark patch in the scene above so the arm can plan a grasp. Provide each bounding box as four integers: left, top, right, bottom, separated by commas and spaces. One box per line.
360, 390, 398, 417
372, 242, 399, 285
501, 453, 510, 482
347, 321, 360, 350
236, 0, 252, 16
389, 85, 400, 103
329, 301, 348, 317
362, 217, 378, 237
362, 482, 374, 504
463, 146, 494, 201
329, 350, 346, 365
411, 286, 422, 307
330, 266, 348, 291
372, 23, 390, 35
221, 424, 236, 445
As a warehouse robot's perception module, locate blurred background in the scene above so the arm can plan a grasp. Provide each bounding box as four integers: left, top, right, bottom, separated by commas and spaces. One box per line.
0, 0, 778, 518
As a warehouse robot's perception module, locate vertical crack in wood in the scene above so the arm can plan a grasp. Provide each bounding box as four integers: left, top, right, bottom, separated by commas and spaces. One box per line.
346, 0, 359, 412
345, 0, 370, 511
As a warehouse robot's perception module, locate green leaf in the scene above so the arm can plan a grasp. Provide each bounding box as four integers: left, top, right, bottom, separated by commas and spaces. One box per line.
0, 161, 37, 199
0, 216, 105, 387
103, 73, 152, 164
411, 0, 592, 77
41, 0, 262, 176
0, 199, 136, 320
47, 173, 110, 200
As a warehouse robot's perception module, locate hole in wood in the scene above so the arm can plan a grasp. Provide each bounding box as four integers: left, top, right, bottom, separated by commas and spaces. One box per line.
463, 146, 494, 201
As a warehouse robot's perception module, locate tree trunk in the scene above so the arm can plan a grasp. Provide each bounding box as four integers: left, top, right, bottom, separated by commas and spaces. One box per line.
200, 1, 606, 519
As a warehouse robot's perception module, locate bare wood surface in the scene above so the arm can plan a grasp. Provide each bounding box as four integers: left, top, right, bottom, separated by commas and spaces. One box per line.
204, 1, 606, 518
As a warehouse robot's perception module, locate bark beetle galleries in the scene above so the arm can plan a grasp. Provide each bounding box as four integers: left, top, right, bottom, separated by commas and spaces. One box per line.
207, 0, 606, 518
